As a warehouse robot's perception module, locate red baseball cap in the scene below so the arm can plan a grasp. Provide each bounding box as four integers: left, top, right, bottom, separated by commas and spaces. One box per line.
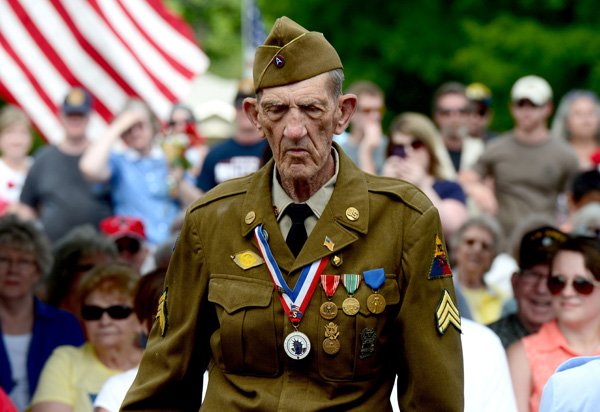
100, 216, 146, 241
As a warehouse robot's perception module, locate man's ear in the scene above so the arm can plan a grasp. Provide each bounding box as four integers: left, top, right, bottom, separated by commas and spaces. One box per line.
334, 94, 357, 135
243, 97, 265, 137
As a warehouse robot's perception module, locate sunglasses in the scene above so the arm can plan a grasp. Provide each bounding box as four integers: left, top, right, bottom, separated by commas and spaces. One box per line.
389, 140, 425, 158
513, 99, 542, 109
81, 305, 133, 321
436, 107, 470, 116
115, 237, 141, 254
547, 275, 600, 296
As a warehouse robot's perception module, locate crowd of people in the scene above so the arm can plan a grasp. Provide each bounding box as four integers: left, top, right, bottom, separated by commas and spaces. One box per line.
1, 15, 600, 412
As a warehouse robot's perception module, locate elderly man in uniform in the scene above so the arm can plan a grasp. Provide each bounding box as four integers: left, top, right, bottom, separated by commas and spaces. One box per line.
122, 17, 463, 411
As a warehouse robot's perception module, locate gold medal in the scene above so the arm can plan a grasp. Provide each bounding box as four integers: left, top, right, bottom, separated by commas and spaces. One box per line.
320, 301, 338, 320
367, 293, 386, 314
323, 322, 340, 355
323, 337, 341, 355
342, 296, 360, 316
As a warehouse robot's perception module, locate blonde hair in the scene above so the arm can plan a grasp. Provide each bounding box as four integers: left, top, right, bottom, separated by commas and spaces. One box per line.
388, 112, 455, 180
0, 105, 30, 134
77, 262, 140, 305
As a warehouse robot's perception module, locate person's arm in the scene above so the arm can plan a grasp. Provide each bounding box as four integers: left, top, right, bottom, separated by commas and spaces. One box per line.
357, 121, 382, 175
507, 340, 532, 412
80, 110, 144, 182
30, 401, 72, 412
396, 205, 464, 411
122, 209, 213, 410
459, 169, 498, 215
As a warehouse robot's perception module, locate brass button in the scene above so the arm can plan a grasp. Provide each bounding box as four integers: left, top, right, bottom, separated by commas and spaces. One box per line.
345, 207, 359, 221
245, 211, 256, 224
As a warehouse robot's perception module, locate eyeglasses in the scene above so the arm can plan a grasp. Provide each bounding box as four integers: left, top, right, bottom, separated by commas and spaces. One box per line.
358, 106, 385, 116
0, 256, 37, 273
518, 269, 547, 285
167, 119, 193, 127
513, 99, 542, 109
389, 140, 425, 158
547, 275, 600, 296
436, 107, 470, 116
81, 305, 133, 321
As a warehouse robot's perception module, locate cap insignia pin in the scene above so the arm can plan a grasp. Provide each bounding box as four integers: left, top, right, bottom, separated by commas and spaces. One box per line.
273, 54, 285, 68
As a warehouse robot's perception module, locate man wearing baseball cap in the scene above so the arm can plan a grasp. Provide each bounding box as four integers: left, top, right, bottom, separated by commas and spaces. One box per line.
462, 75, 579, 239
488, 224, 567, 348
16, 87, 112, 243
123, 16, 463, 411
100, 215, 151, 274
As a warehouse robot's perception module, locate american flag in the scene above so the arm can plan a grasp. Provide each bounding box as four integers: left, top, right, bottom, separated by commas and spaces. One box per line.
241, 0, 266, 79
0, 0, 209, 143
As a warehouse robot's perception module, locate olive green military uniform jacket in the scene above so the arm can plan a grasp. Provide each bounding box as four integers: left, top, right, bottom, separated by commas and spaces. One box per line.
122, 145, 464, 411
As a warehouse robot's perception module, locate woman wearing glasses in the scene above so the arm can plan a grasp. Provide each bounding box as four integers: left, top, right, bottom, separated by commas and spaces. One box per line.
382, 112, 468, 238
29, 262, 142, 412
0, 216, 84, 412
507, 236, 600, 412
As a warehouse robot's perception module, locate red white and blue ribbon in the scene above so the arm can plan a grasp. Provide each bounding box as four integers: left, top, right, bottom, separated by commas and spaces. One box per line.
254, 224, 329, 325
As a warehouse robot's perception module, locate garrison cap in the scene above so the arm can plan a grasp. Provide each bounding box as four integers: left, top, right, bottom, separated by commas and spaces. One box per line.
253, 16, 343, 92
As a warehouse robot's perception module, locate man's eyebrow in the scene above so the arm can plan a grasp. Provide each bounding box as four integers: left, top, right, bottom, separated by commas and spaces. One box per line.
260, 99, 285, 109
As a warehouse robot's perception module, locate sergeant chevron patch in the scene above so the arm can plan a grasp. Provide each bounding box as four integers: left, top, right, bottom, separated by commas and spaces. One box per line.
157, 287, 168, 337
435, 289, 461, 335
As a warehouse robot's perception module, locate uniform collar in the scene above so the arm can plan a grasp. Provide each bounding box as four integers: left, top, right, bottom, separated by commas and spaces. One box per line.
240, 142, 369, 272
271, 148, 339, 220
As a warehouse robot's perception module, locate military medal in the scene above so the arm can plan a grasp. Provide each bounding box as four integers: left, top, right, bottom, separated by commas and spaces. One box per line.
254, 225, 329, 360
363, 268, 386, 314
342, 274, 361, 316
285, 330, 311, 360
322, 322, 340, 355
320, 274, 340, 320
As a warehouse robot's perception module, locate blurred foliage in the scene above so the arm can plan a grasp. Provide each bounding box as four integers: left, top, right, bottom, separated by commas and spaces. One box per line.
5, 0, 599, 133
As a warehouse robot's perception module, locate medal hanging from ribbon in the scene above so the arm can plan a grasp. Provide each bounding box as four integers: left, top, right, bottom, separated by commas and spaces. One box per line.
363, 268, 387, 314
320, 274, 340, 320
342, 274, 361, 316
254, 225, 329, 360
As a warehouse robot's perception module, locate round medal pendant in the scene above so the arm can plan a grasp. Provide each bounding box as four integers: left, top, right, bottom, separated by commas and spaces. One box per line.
323, 337, 341, 355
367, 293, 387, 314
320, 301, 338, 320
342, 296, 360, 316
284, 330, 311, 360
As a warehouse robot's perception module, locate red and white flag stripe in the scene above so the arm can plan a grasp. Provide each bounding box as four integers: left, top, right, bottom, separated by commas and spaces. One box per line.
0, 0, 209, 144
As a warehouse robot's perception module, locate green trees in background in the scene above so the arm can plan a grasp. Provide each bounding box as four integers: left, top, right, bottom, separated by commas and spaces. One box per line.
138, 0, 600, 131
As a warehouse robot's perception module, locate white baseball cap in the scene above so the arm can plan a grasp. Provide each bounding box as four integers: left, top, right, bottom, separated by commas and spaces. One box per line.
511, 75, 553, 106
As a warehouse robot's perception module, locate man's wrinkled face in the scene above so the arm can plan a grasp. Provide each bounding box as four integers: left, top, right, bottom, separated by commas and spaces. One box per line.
250, 73, 344, 184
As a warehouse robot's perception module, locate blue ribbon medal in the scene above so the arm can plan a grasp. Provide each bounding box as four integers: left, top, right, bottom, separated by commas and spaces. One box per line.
363, 268, 386, 314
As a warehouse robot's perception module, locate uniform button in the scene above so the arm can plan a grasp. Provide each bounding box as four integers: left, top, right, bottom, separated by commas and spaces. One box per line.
245, 211, 256, 224
345, 207, 359, 221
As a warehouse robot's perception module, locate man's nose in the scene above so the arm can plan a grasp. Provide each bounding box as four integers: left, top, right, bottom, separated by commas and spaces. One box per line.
284, 110, 306, 140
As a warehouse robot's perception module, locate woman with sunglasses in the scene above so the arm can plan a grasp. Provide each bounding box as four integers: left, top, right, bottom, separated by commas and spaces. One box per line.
29, 262, 142, 412
507, 236, 600, 412
382, 112, 468, 238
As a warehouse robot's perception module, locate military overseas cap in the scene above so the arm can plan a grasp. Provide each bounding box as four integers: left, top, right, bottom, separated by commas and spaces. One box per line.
253, 16, 343, 92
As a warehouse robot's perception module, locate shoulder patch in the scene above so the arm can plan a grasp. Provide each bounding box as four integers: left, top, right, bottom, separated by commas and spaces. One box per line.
429, 234, 453, 279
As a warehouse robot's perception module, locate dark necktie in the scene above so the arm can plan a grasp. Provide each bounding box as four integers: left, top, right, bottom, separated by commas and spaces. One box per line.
285, 203, 312, 257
